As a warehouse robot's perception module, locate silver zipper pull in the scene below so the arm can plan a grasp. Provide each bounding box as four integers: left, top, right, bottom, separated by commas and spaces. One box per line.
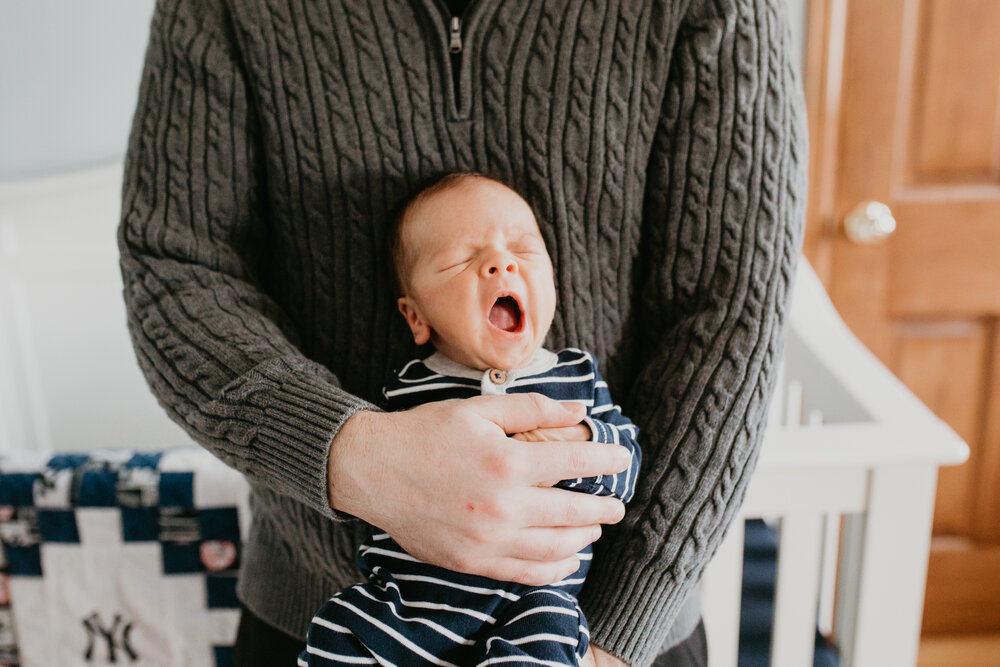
449, 16, 463, 54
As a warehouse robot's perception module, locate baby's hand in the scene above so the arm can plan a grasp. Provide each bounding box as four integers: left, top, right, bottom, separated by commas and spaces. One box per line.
511, 423, 591, 442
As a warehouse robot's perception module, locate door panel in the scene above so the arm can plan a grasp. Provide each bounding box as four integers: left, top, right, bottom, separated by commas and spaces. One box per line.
805, 0, 1000, 638
976, 324, 1000, 542
890, 200, 1000, 316
893, 321, 988, 536
904, 0, 1000, 185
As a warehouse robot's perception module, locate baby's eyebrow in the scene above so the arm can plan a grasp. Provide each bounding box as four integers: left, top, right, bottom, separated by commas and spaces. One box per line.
431, 244, 474, 268
426, 234, 470, 257
512, 230, 544, 244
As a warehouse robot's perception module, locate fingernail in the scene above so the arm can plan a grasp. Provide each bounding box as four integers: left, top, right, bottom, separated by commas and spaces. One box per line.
618, 451, 632, 468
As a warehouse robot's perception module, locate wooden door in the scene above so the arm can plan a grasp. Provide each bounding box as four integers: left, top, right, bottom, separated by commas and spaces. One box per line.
803, 0, 1000, 638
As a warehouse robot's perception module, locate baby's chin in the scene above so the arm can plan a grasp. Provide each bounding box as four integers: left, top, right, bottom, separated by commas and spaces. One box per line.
441, 341, 537, 372
434, 326, 542, 371
476, 343, 541, 371
477, 328, 545, 371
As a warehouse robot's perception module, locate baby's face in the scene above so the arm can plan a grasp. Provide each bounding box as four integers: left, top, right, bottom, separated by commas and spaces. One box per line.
397, 178, 556, 371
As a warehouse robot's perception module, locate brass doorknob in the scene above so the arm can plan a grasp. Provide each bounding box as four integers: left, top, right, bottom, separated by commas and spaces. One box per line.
843, 200, 896, 244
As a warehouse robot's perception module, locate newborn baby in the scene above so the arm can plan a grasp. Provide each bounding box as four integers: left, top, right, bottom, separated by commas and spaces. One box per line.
300, 173, 641, 667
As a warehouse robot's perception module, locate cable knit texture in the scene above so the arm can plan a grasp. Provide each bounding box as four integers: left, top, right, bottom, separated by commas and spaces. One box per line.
118, 1, 806, 664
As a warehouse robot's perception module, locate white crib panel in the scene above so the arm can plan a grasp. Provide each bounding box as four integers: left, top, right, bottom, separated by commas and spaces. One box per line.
0, 278, 47, 452
838, 464, 939, 667
770, 513, 824, 667
0, 165, 190, 454
702, 519, 744, 667
741, 465, 868, 517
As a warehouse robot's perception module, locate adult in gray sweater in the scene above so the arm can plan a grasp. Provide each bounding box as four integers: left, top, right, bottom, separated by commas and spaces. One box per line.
118, 1, 806, 665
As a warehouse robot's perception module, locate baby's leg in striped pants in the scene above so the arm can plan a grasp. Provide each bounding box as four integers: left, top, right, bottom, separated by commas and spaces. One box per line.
476, 588, 590, 666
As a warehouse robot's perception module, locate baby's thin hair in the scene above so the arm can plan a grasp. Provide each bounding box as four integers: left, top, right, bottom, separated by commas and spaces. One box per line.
388, 170, 521, 297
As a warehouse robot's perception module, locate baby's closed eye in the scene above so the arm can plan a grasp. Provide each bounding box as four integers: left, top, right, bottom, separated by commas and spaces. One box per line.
440, 257, 473, 272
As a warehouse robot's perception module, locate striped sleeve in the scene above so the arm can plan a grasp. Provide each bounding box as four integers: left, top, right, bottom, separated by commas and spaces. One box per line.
579, 357, 641, 503
554, 353, 642, 503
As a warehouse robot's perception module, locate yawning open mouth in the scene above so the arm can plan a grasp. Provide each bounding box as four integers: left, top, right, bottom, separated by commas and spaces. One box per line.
489, 295, 523, 333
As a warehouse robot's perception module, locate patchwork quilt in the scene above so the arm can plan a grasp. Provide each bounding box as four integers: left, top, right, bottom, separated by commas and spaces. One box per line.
0, 448, 250, 667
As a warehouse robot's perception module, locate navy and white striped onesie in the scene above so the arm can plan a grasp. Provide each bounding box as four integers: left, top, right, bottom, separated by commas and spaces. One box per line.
300, 348, 641, 667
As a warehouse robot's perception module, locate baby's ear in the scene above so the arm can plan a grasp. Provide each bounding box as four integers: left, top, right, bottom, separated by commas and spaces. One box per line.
397, 297, 431, 345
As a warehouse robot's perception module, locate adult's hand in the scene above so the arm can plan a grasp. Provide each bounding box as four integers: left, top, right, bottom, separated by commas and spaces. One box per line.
590, 646, 630, 666
581, 645, 630, 666
327, 393, 630, 586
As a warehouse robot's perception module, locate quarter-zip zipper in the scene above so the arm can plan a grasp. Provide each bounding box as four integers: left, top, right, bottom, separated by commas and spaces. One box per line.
423, 0, 478, 120
449, 16, 463, 53
448, 14, 464, 115
429, 0, 477, 120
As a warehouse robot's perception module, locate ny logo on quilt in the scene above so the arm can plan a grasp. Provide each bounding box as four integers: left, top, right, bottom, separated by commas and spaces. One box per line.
82, 611, 138, 663
0, 450, 244, 666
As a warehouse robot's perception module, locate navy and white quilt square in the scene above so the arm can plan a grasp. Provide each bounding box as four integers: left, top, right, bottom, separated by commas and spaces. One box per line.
0, 447, 249, 666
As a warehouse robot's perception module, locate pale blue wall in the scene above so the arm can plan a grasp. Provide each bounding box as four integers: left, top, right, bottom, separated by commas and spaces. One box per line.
0, 0, 807, 184
0, 1, 156, 182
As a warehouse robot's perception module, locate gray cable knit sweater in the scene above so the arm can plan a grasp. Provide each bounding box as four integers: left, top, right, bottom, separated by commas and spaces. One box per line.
118, 1, 805, 664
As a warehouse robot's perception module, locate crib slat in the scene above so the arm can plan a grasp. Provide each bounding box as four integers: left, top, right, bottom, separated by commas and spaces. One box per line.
702, 519, 745, 667
838, 464, 939, 667
816, 513, 840, 637
770, 513, 824, 667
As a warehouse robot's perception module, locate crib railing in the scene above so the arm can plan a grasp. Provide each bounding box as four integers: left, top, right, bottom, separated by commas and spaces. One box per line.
700, 263, 968, 667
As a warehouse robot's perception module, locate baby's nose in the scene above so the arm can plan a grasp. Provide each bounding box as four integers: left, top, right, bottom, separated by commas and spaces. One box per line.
485, 255, 518, 276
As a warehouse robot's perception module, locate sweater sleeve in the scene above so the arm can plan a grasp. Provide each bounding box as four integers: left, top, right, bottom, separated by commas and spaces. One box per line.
576, 0, 807, 663
117, 0, 375, 520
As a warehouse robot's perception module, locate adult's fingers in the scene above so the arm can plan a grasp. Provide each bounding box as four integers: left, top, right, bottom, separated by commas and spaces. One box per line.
519, 487, 626, 527
465, 393, 585, 435
511, 424, 591, 442
519, 439, 632, 485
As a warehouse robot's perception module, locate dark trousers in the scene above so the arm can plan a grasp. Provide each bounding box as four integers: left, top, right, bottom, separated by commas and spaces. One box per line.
234, 604, 708, 667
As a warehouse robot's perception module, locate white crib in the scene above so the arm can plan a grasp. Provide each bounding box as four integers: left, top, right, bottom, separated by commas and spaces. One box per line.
0, 165, 968, 666
700, 254, 968, 666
